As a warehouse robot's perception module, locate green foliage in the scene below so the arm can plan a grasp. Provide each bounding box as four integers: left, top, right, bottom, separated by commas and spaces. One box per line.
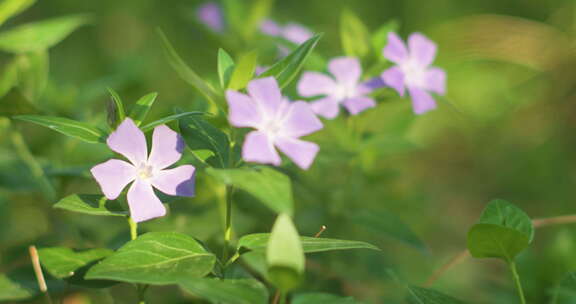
266, 214, 304, 292
237, 233, 380, 253
14, 50, 48, 102
180, 278, 269, 304
340, 9, 370, 58
53, 194, 127, 217
554, 272, 576, 304
259, 34, 322, 88
406, 286, 467, 304
371, 20, 399, 60
38, 247, 113, 279
228, 50, 258, 90
206, 167, 293, 215
106, 88, 126, 127
0, 0, 35, 27
14, 115, 107, 143
292, 293, 364, 304
140, 111, 204, 132
218, 48, 235, 89
86, 232, 216, 285
0, 274, 35, 301
179, 115, 230, 168
128, 92, 158, 126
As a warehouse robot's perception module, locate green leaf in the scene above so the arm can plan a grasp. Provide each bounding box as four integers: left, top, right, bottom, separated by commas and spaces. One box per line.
228, 50, 258, 90
352, 209, 426, 252
477, 199, 534, 242
340, 9, 370, 58
554, 272, 576, 304
179, 115, 230, 168
15, 50, 48, 102
266, 214, 304, 292
106, 88, 126, 127
222, 0, 245, 35
467, 223, 530, 261
259, 34, 322, 88
406, 286, 467, 304
0, 0, 35, 27
238, 233, 380, 254
0, 274, 34, 301
371, 20, 399, 60
180, 278, 269, 304
53, 194, 127, 217
218, 48, 235, 89
157, 29, 220, 109
206, 167, 293, 215
14, 115, 107, 143
0, 15, 88, 53
128, 92, 158, 126
0, 58, 19, 98
38, 247, 113, 279
140, 111, 204, 133
242, 0, 274, 40
292, 293, 364, 304
85, 232, 216, 285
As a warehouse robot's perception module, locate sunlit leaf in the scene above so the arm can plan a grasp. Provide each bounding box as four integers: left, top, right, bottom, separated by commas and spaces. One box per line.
228, 50, 257, 90
140, 111, 204, 133
53, 194, 127, 217
128, 92, 158, 126
38, 247, 113, 279
0, 0, 35, 27
340, 9, 370, 58
267, 214, 304, 292
180, 278, 269, 304
218, 48, 235, 89
14, 115, 106, 143
238, 233, 380, 254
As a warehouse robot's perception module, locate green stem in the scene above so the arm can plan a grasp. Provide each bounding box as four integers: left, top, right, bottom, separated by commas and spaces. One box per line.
222, 186, 234, 265
509, 261, 526, 304
128, 218, 138, 241
128, 218, 148, 304
279, 293, 287, 304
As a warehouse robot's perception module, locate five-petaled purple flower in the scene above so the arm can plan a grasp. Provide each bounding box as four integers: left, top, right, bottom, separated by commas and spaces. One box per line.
226, 77, 323, 170
297, 57, 376, 119
260, 19, 313, 45
197, 2, 224, 32
91, 118, 195, 223
381, 32, 446, 115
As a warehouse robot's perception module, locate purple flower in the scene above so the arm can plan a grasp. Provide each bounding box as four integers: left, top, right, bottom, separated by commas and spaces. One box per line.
260, 19, 313, 45
91, 118, 195, 223
197, 2, 224, 32
381, 32, 446, 115
226, 77, 323, 170
297, 57, 376, 119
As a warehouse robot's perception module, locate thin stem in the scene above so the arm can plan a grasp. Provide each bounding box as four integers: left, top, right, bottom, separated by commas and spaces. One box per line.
128, 218, 148, 303
222, 186, 234, 266
509, 261, 527, 304
128, 218, 138, 241
29, 246, 53, 304
272, 291, 281, 304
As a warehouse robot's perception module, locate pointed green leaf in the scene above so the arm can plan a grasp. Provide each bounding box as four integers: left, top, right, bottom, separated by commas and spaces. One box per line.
206, 167, 293, 215
228, 50, 257, 90
371, 20, 399, 60
14, 115, 107, 143
179, 115, 230, 168
140, 111, 204, 133
85, 232, 216, 285
15, 50, 48, 102
267, 214, 304, 292
0, 274, 35, 301
0, 15, 88, 53
238, 233, 379, 254
406, 286, 467, 304
242, 0, 273, 40
53, 194, 127, 217
218, 48, 235, 89
128, 92, 158, 126
259, 34, 322, 88
340, 9, 370, 58
180, 278, 269, 304
0, 58, 19, 98
293, 293, 365, 304
106, 88, 125, 127
0, 0, 35, 27
38, 247, 113, 279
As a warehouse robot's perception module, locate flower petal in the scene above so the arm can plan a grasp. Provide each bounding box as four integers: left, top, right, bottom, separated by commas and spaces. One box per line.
282, 23, 313, 44
197, 2, 224, 32
260, 19, 282, 36
342, 96, 376, 115
226, 90, 262, 128
127, 179, 166, 223
247, 77, 283, 118
408, 87, 437, 115
383, 32, 408, 64
408, 33, 437, 67
282, 101, 323, 138
328, 57, 361, 87
242, 131, 281, 166
423, 67, 446, 95
381, 66, 405, 96
151, 165, 196, 197
276, 138, 319, 170
297, 72, 337, 97
90, 159, 136, 200
310, 97, 341, 119
148, 125, 185, 170
107, 118, 148, 165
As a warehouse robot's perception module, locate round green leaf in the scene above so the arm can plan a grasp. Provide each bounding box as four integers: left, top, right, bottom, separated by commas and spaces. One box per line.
467, 223, 530, 261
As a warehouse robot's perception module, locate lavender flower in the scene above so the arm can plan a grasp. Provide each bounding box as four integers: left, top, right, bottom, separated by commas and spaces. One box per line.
226, 77, 323, 170
260, 19, 313, 44
197, 2, 224, 32
297, 57, 376, 119
91, 118, 195, 223
381, 32, 446, 114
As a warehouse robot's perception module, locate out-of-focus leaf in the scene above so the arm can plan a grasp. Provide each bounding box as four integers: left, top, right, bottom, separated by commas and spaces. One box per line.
242, 0, 273, 40
0, 0, 35, 27
228, 50, 257, 90
222, 0, 245, 34
352, 209, 426, 252
554, 272, 576, 304
179, 115, 230, 168
267, 214, 304, 292
0, 274, 35, 301
206, 167, 293, 215
180, 278, 269, 304
406, 286, 467, 304
128, 92, 158, 126
140, 111, 204, 133
292, 293, 365, 304
53, 194, 127, 217
14, 115, 106, 143
371, 20, 399, 60
15, 50, 48, 102
157, 29, 220, 110
340, 9, 370, 58
0, 15, 88, 53
86, 232, 216, 285
106, 88, 126, 127
218, 48, 235, 89
0, 58, 19, 98
38, 247, 113, 279
238, 233, 380, 254
259, 34, 322, 88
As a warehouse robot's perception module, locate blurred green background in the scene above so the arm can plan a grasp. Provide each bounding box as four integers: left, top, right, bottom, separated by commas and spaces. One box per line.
2, 0, 576, 303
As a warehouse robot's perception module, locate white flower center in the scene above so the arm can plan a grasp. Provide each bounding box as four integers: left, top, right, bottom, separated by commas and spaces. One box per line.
262, 119, 284, 138
401, 60, 426, 87
333, 84, 357, 101
137, 163, 154, 180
